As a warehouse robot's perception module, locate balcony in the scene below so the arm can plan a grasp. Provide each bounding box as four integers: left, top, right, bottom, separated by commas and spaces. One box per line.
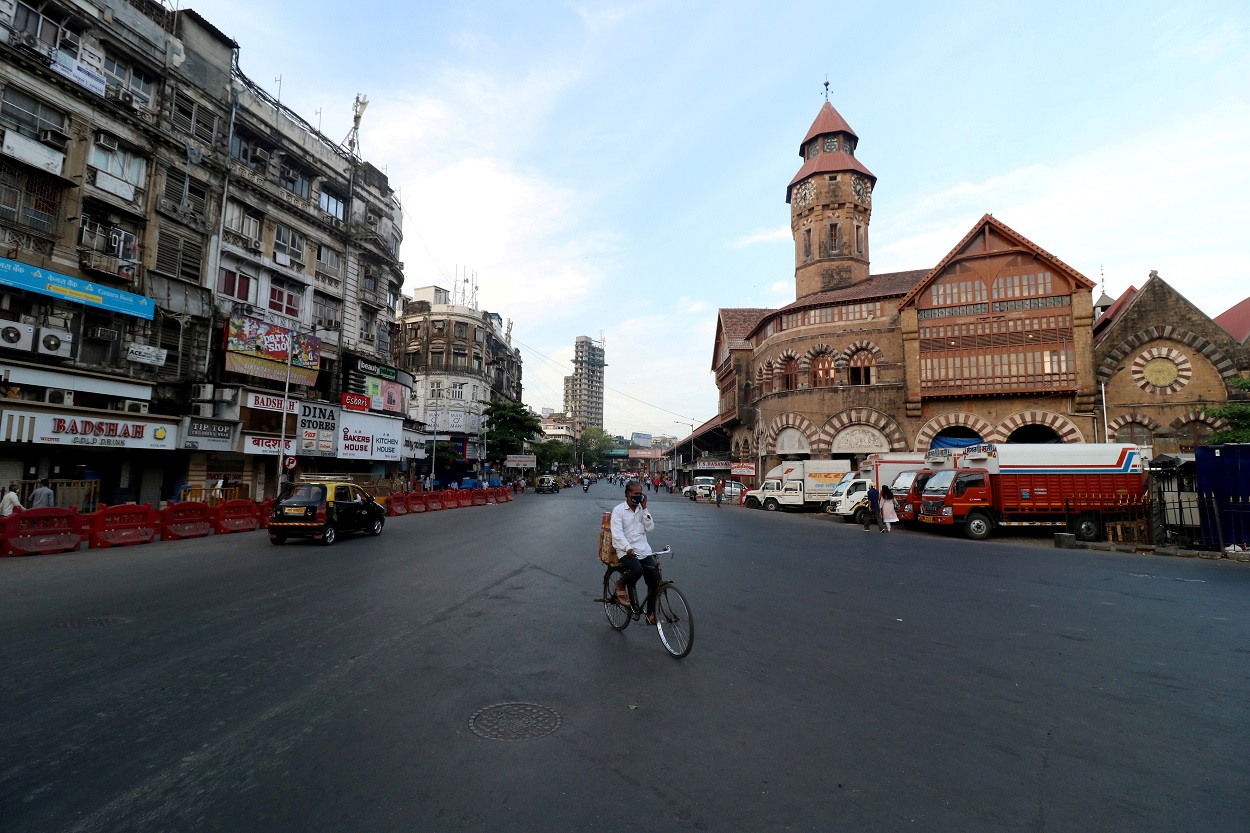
222, 227, 263, 255
77, 248, 138, 283
358, 282, 388, 308
228, 157, 316, 216
315, 267, 343, 296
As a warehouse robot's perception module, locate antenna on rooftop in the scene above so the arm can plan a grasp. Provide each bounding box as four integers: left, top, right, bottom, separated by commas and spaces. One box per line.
344, 94, 369, 159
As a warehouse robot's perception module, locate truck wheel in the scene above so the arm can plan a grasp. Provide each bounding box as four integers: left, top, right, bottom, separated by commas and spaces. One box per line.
964, 513, 993, 541
763, 499, 779, 512
853, 508, 868, 526
745, 498, 759, 510
1075, 515, 1102, 542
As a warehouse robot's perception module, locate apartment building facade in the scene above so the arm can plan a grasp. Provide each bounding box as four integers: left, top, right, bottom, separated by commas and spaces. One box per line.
563, 334, 604, 437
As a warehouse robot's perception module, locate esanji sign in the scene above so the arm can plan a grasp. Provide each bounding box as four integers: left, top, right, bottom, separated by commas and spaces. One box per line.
0, 409, 178, 449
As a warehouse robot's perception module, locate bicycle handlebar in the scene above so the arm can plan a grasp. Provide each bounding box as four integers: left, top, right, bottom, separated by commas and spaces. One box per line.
653, 546, 673, 556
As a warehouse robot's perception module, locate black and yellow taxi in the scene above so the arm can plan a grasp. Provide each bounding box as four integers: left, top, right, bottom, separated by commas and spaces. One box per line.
268, 476, 387, 546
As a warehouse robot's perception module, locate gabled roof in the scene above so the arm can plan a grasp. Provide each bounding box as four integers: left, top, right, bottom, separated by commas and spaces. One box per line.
1092, 285, 1138, 342
746, 270, 929, 339
897, 214, 1095, 310
801, 101, 858, 151
714, 307, 773, 370
786, 152, 875, 202
1215, 295, 1250, 344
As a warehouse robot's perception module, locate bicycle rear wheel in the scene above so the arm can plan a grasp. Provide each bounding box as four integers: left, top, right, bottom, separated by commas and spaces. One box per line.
603, 570, 630, 631
655, 584, 693, 658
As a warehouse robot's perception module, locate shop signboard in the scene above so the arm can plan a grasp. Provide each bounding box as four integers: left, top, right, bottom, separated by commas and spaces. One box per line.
0, 409, 177, 449
125, 343, 168, 366
338, 411, 402, 461
629, 448, 663, 459
468, 413, 480, 433
402, 430, 426, 459
0, 255, 154, 319
298, 403, 339, 457
50, 45, 107, 97
224, 313, 321, 386
180, 416, 236, 451
695, 460, 732, 470
247, 392, 299, 413
730, 461, 757, 477
242, 434, 295, 455
344, 356, 413, 415
504, 454, 537, 468
341, 392, 370, 412
448, 410, 465, 431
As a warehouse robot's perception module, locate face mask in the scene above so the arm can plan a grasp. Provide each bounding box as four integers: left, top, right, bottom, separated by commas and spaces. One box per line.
629, 494, 643, 505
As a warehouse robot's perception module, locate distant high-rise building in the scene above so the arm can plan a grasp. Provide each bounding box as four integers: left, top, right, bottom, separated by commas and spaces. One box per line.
563, 335, 605, 436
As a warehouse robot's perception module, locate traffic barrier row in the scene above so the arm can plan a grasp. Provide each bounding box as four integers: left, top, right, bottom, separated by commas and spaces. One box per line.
0, 487, 517, 557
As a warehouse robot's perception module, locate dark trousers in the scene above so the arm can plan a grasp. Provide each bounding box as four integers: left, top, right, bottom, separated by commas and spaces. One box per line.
863, 507, 880, 530
619, 554, 661, 616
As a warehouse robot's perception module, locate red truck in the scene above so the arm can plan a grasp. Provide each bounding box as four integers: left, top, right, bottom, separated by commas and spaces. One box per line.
889, 448, 964, 525
917, 443, 1146, 541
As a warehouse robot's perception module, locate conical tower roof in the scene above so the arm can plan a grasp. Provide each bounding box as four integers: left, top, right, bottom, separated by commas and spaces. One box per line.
800, 101, 858, 154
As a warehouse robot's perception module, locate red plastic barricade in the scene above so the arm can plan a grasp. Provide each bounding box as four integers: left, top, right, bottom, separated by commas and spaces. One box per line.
89, 503, 158, 549
408, 492, 426, 513
443, 489, 460, 509
472, 488, 487, 506
1, 507, 84, 556
256, 498, 275, 529
485, 489, 498, 505
159, 501, 213, 541
214, 499, 259, 534
426, 491, 443, 511
500, 487, 512, 503
458, 490, 473, 508
388, 494, 408, 516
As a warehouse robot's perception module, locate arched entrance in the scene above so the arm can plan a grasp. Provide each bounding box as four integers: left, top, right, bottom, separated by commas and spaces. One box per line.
1006, 424, 1062, 444
829, 424, 890, 453
930, 425, 982, 449
774, 427, 812, 456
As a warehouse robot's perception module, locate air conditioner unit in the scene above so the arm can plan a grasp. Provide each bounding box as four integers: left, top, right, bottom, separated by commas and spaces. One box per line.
36, 328, 74, 357
87, 326, 120, 342
38, 129, 68, 151
118, 91, 135, 108
94, 133, 119, 152
192, 403, 215, 418
329, 217, 343, 230
190, 383, 215, 401
246, 238, 263, 252
250, 147, 271, 166
44, 388, 74, 406
14, 31, 42, 52
213, 386, 239, 403
274, 251, 291, 267
0, 323, 36, 351
123, 399, 149, 414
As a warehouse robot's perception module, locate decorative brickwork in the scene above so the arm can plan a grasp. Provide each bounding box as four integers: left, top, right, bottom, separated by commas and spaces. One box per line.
914, 412, 997, 451
764, 412, 820, 453
1099, 326, 1237, 383
991, 410, 1085, 444
814, 408, 908, 452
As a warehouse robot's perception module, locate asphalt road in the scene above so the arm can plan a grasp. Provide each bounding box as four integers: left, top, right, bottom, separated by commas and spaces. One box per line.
2, 484, 1248, 832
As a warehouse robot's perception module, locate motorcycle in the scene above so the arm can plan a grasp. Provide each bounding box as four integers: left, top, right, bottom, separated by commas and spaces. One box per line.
583, 483, 590, 493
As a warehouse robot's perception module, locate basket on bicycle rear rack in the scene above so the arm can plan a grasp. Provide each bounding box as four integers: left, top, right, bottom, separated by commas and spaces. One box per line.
598, 511, 618, 566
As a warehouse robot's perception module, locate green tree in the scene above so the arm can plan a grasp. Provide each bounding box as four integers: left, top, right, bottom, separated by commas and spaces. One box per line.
482, 400, 543, 467
425, 440, 461, 475
576, 426, 614, 469
534, 439, 576, 472
1203, 378, 1250, 444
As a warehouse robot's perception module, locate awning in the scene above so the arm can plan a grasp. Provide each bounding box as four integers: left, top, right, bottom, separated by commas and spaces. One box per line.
0, 256, 155, 319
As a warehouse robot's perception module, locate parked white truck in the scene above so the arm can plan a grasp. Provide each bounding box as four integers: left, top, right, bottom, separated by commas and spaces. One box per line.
825, 452, 935, 522
743, 460, 852, 511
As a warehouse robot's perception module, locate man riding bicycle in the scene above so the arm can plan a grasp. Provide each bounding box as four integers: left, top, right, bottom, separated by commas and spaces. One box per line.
611, 481, 660, 625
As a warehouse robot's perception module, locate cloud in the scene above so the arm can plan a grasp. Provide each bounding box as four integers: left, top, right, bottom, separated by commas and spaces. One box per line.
728, 226, 792, 249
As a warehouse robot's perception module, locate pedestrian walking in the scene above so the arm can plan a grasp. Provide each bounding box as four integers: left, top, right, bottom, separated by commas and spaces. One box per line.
0, 484, 22, 516
862, 483, 880, 531
29, 478, 54, 509
714, 477, 725, 508
880, 485, 897, 533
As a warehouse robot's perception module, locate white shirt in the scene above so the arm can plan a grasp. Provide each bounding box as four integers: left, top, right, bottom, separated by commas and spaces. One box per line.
1, 490, 22, 516
610, 500, 654, 559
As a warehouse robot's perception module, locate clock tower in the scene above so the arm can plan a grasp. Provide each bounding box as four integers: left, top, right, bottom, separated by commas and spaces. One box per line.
788, 101, 876, 298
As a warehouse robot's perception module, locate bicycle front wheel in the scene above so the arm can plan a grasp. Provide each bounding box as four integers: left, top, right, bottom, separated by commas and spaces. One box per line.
655, 584, 693, 658
603, 571, 630, 631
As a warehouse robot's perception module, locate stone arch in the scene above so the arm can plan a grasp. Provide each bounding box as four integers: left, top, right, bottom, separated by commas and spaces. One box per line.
914, 412, 997, 451
764, 412, 820, 453
991, 410, 1085, 444
838, 339, 887, 367
799, 343, 835, 371
1169, 410, 1227, 432
1097, 327, 1238, 383
1106, 412, 1163, 443
814, 408, 909, 453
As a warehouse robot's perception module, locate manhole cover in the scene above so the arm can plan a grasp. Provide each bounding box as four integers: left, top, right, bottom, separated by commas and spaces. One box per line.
56, 617, 130, 629
468, 703, 561, 741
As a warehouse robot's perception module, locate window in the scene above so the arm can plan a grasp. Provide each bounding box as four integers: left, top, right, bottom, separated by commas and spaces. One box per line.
89, 142, 148, 190
313, 293, 340, 328
80, 212, 138, 261
429, 381, 442, 399
473, 353, 482, 372
319, 189, 345, 220
171, 90, 218, 145
362, 272, 378, 293
848, 350, 875, 385
432, 320, 445, 335
827, 222, 840, 254
802, 227, 812, 259
0, 158, 62, 234
781, 359, 799, 391
278, 164, 311, 200
449, 383, 466, 400
217, 268, 253, 302
230, 131, 269, 171
315, 245, 341, 276
268, 277, 302, 317
162, 172, 207, 216
474, 327, 485, 343
454, 321, 468, 339
359, 309, 377, 342
14, 2, 81, 56
811, 354, 836, 388
1115, 423, 1154, 445
0, 86, 66, 139
224, 200, 261, 240
452, 349, 468, 369
855, 224, 864, 255
471, 385, 478, 401
273, 223, 305, 262
429, 351, 444, 370
154, 225, 204, 282
390, 233, 400, 257
102, 55, 156, 106
1177, 420, 1213, 453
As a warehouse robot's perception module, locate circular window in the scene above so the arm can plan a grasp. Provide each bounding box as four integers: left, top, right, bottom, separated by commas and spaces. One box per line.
1131, 347, 1191, 395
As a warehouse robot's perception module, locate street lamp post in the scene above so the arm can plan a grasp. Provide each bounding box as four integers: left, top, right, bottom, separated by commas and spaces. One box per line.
675, 420, 694, 488
275, 331, 297, 494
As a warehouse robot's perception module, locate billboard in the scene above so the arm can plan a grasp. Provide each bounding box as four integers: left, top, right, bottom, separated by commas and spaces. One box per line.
298, 403, 339, 457
730, 461, 757, 476
629, 448, 663, 459
224, 313, 321, 386
505, 454, 537, 468
338, 411, 402, 461
630, 432, 653, 448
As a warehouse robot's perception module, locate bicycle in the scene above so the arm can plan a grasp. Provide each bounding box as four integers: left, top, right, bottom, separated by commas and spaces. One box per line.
598, 546, 694, 659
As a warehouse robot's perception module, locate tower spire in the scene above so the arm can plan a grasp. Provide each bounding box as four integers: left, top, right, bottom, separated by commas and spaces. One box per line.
823, 76, 830, 102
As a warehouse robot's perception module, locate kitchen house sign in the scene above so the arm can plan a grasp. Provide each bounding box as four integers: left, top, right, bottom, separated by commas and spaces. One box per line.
0, 410, 177, 449
337, 411, 402, 461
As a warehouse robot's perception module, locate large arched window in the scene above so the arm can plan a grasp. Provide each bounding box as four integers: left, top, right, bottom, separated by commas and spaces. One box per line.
781, 359, 799, 391
1115, 422, 1154, 445
811, 353, 837, 388
760, 362, 774, 395
1176, 419, 1214, 453
848, 349, 875, 385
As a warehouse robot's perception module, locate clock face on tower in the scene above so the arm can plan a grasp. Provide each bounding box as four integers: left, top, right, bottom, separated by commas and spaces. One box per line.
852, 175, 869, 203
793, 180, 816, 207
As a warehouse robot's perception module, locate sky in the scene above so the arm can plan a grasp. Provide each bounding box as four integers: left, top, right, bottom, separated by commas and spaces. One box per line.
203, 0, 1250, 439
